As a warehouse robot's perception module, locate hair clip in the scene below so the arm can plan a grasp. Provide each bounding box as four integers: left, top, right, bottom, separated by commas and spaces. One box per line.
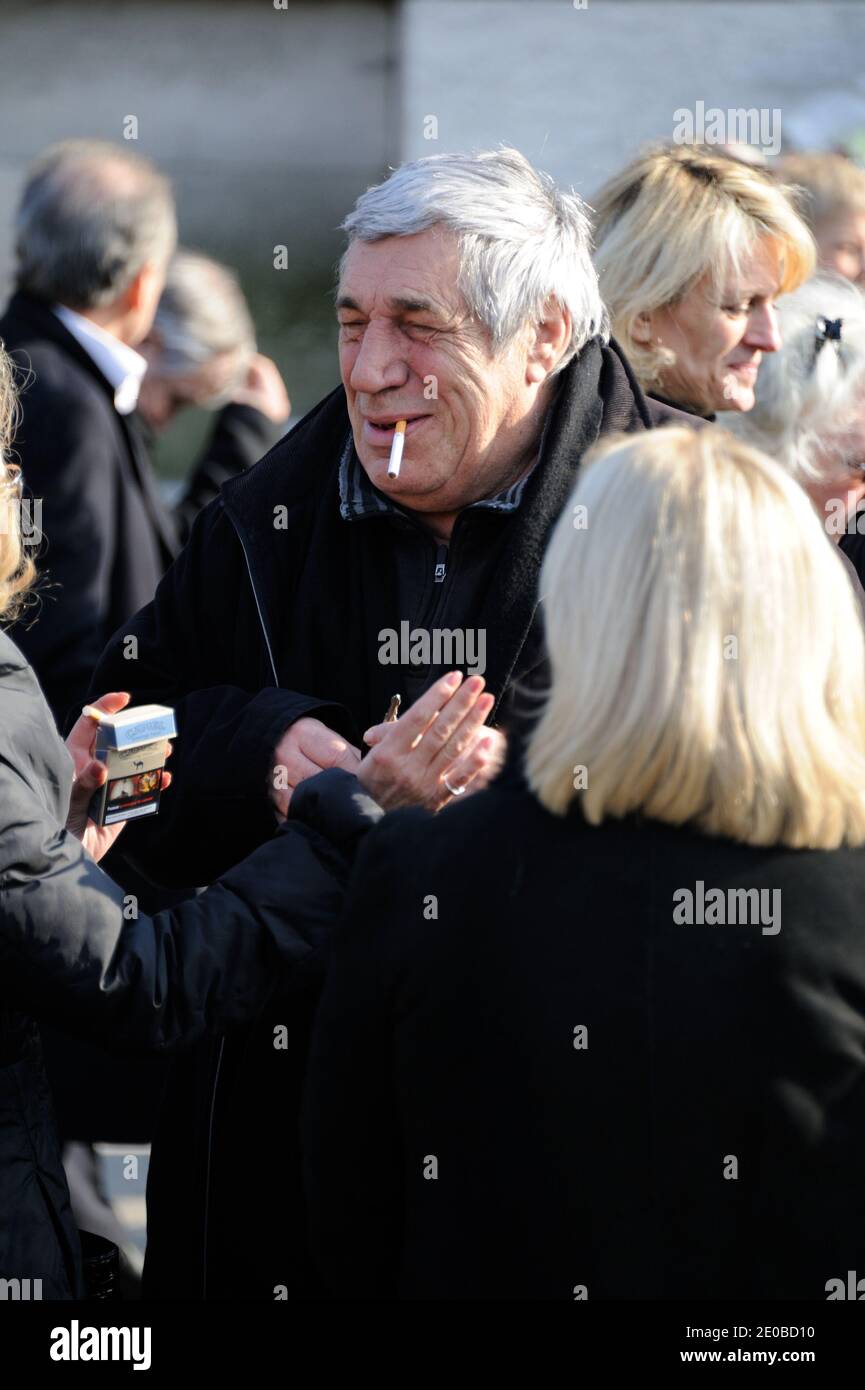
815, 316, 843, 353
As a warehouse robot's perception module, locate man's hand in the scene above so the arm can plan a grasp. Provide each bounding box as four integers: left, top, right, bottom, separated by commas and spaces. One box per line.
358, 672, 505, 813
270, 717, 362, 817
231, 353, 291, 423
65, 691, 173, 862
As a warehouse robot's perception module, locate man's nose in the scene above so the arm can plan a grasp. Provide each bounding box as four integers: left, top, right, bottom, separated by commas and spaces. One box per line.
744, 302, 782, 354
348, 320, 408, 395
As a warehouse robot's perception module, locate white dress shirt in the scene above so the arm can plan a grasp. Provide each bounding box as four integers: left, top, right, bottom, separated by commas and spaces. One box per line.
53, 304, 148, 415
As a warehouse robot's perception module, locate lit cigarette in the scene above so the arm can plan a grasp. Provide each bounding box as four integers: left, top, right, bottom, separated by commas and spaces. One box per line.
81, 704, 104, 723
387, 419, 407, 478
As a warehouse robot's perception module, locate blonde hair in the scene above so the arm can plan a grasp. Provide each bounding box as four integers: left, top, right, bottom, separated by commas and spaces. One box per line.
0, 344, 35, 623
592, 145, 816, 387
526, 425, 865, 850
723, 275, 865, 484
778, 151, 865, 230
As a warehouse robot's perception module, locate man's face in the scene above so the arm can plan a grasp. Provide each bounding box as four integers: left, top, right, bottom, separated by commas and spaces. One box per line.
815, 210, 865, 287
648, 240, 782, 415
337, 227, 538, 513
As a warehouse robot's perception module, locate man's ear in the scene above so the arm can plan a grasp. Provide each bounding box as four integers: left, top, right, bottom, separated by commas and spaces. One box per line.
526, 298, 571, 384
631, 310, 654, 346
123, 261, 165, 315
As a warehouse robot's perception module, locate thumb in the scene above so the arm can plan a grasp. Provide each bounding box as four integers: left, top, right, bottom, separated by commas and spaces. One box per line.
363, 722, 389, 748
87, 691, 131, 716
74, 758, 108, 791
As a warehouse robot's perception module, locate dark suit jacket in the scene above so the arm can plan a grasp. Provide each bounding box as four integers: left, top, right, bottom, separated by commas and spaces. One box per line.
302, 768, 865, 1301
0, 291, 179, 727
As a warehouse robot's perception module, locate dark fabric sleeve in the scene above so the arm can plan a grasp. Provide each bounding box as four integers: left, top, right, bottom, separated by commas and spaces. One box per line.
87, 503, 354, 889
302, 812, 423, 1296
10, 373, 118, 725
173, 404, 287, 546
0, 755, 377, 1052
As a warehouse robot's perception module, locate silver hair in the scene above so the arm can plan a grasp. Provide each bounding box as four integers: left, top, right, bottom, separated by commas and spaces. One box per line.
724, 275, 865, 483
153, 250, 256, 377
14, 139, 176, 310
341, 147, 608, 369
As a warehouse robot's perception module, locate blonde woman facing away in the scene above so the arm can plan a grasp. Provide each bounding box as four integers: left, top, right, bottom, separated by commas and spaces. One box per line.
302, 425, 865, 1300
592, 145, 815, 418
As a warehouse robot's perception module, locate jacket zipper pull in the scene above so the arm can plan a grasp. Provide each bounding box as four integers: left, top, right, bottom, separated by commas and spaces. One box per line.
434, 544, 447, 584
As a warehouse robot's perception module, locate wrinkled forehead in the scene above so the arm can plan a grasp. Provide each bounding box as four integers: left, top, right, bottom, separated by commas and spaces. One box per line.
337, 226, 465, 317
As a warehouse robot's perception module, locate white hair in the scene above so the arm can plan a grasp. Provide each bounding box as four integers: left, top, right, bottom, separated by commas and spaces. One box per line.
526, 425, 865, 850
341, 147, 608, 369
15, 139, 176, 311
723, 275, 865, 483
154, 250, 256, 376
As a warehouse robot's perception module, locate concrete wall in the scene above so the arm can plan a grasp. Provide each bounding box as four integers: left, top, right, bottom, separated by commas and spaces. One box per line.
401, 1, 865, 199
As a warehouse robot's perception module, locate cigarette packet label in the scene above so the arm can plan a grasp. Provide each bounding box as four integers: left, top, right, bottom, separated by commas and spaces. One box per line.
90, 739, 167, 826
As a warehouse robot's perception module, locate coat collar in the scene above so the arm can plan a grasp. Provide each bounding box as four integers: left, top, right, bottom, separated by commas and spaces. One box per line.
1, 291, 180, 563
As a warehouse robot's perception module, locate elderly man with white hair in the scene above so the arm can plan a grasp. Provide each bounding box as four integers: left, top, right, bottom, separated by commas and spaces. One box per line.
90, 147, 699, 1301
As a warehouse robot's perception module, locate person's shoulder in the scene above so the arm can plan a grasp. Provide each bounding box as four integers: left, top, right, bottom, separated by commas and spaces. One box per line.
358, 779, 552, 887
0, 630, 61, 767
646, 396, 709, 430
11, 338, 114, 429
220, 382, 350, 516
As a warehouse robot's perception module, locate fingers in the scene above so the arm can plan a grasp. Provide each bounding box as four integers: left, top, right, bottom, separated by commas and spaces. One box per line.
66, 692, 130, 767
444, 728, 506, 799
363, 722, 389, 749
88, 692, 131, 715
296, 722, 361, 773
428, 689, 494, 772
362, 672, 465, 755
441, 738, 492, 798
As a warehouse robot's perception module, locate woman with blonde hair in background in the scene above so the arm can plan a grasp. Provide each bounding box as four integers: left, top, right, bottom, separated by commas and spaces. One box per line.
302, 424, 865, 1300
592, 144, 815, 418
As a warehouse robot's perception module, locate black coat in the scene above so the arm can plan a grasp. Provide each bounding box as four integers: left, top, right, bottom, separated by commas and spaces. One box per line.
0, 292, 180, 728
0, 630, 377, 1298
89, 338, 697, 893
88, 338, 699, 1300
302, 767, 865, 1301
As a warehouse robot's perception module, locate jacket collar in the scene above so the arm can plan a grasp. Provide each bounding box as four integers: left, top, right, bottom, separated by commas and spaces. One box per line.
3, 291, 122, 405
52, 304, 147, 414
1, 291, 180, 563
337, 431, 540, 525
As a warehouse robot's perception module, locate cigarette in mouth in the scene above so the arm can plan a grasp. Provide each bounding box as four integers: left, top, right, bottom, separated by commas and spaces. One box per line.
387, 419, 407, 479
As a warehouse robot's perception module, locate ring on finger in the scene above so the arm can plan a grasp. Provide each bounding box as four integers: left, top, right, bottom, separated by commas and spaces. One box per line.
443, 772, 467, 797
